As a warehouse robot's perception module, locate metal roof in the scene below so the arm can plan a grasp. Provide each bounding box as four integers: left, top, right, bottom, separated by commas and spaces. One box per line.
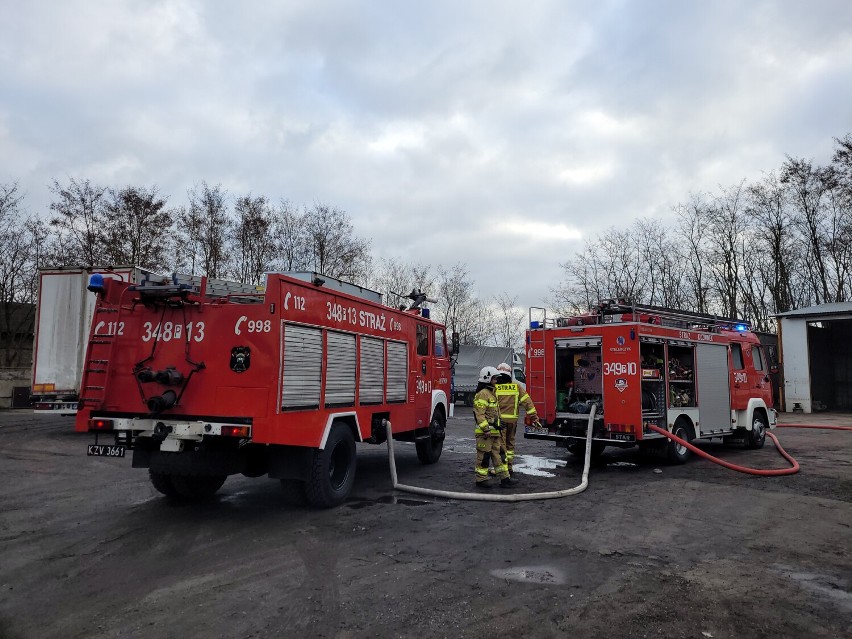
776, 302, 852, 319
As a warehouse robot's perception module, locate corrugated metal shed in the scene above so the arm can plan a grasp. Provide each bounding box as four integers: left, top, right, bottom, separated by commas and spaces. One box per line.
777, 303, 852, 413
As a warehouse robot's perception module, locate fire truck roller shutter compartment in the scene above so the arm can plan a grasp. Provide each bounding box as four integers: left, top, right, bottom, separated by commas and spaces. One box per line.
386, 341, 408, 403
282, 324, 323, 410
359, 337, 385, 404
695, 343, 731, 431
325, 331, 356, 407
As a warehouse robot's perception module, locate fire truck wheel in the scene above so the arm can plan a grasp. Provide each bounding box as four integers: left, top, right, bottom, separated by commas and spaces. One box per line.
666, 420, 693, 464
170, 475, 227, 500
149, 471, 179, 498
280, 479, 308, 506
305, 422, 356, 508
747, 413, 767, 449
416, 410, 445, 464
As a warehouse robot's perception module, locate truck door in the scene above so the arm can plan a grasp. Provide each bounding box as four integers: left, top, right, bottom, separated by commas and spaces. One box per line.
729, 341, 750, 410
414, 323, 432, 425
748, 343, 773, 406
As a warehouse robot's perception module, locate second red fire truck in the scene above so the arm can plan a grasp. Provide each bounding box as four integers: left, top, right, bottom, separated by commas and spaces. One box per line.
75, 272, 452, 507
524, 300, 777, 462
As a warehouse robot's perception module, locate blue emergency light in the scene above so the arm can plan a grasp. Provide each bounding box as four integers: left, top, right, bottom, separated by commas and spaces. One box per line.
87, 273, 105, 293
530, 321, 541, 329
734, 323, 748, 332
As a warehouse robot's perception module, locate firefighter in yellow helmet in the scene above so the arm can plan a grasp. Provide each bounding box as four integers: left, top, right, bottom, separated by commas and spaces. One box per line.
494, 361, 540, 477
472, 366, 514, 488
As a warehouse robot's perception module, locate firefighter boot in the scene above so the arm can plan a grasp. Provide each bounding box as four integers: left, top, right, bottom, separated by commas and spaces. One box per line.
500, 476, 519, 488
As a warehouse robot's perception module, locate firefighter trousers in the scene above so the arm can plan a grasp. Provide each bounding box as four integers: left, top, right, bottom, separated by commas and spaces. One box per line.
475, 433, 508, 483
500, 421, 518, 473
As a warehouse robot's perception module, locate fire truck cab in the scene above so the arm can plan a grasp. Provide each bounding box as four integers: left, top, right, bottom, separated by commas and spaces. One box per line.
524, 301, 777, 463
76, 272, 452, 507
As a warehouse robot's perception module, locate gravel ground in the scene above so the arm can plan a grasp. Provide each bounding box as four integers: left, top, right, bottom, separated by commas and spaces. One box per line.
0, 407, 850, 638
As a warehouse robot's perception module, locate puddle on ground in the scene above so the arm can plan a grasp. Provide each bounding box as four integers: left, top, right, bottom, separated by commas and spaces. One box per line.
347, 496, 432, 509
774, 564, 852, 611
491, 565, 566, 585
512, 455, 567, 477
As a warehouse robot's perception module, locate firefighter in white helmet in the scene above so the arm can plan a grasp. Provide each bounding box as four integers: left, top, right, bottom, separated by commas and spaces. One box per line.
494, 361, 540, 477
472, 366, 513, 488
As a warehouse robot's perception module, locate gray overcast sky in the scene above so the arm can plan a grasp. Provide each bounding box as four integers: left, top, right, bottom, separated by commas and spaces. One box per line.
2, 1, 850, 310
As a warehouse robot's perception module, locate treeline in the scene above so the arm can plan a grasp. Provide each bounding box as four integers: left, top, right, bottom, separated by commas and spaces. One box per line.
553, 133, 852, 331
0, 181, 523, 366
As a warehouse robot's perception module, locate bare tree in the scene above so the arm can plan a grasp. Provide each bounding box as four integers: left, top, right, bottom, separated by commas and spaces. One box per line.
433, 263, 492, 345
745, 172, 797, 314
781, 157, 837, 304
301, 204, 372, 282
102, 185, 174, 270
490, 292, 526, 349
366, 257, 434, 308
48, 178, 108, 266
674, 194, 714, 313
231, 194, 275, 285
176, 182, 231, 278
0, 184, 52, 366
707, 181, 748, 318
271, 200, 307, 273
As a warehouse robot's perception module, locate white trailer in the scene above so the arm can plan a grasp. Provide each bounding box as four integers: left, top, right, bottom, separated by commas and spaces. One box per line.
452, 345, 522, 405
31, 266, 152, 414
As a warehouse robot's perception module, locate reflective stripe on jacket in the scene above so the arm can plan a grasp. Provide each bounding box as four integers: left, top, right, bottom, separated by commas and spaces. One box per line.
473, 387, 500, 435
495, 380, 538, 422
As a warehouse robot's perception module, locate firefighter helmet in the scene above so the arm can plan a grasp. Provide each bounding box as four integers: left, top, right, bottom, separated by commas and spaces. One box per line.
496, 362, 512, 376
478, 366, 500, 383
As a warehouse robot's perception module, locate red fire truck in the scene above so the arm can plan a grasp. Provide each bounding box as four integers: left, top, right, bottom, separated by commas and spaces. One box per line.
75, 272, 452, 507
524, 300, 776, 462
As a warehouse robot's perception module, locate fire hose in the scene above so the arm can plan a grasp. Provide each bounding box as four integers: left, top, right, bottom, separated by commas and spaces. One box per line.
647, 424, 799, 476
383, 406, 597, 502
648, 420, 851, 475
777, 423, 852, 431
386, 413, 850, 494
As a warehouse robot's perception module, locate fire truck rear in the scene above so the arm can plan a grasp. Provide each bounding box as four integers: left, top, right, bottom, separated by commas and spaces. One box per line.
75, 272, 451, 507
524, 300, 777, 462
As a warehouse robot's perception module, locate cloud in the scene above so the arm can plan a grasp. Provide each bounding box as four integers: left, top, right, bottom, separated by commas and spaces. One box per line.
1, 0, 850, 309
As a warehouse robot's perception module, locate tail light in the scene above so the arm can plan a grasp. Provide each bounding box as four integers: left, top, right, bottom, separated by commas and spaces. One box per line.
221, 425, 250, 438
89, 418, 114, 431
605, 423, 635, 433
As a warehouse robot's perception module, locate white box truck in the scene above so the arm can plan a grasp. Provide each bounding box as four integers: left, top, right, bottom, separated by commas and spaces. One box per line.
31, 266, 152, 414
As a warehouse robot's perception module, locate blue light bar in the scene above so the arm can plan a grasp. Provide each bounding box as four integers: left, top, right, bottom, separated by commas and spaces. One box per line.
530, 321, 541, 329
734, 323, 748, 331
421, 308, 430, 319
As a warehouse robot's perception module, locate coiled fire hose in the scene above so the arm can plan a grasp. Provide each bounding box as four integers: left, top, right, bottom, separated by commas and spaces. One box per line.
384, 406, 597, 502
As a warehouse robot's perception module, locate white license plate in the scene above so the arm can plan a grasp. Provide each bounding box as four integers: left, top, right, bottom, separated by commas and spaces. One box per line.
525, 426, 550, 435
87, 444, 126, 458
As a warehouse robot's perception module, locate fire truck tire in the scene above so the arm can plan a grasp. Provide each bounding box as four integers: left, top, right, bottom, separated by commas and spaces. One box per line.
666, 420, 693, 464
280, 479, 308, 506
149, 471, 179, 498
416, 410, 445, 464
747, 413, 767, 449
305, 422, 356, 508
566, 441, 605, 459
170, 475, 227, 500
